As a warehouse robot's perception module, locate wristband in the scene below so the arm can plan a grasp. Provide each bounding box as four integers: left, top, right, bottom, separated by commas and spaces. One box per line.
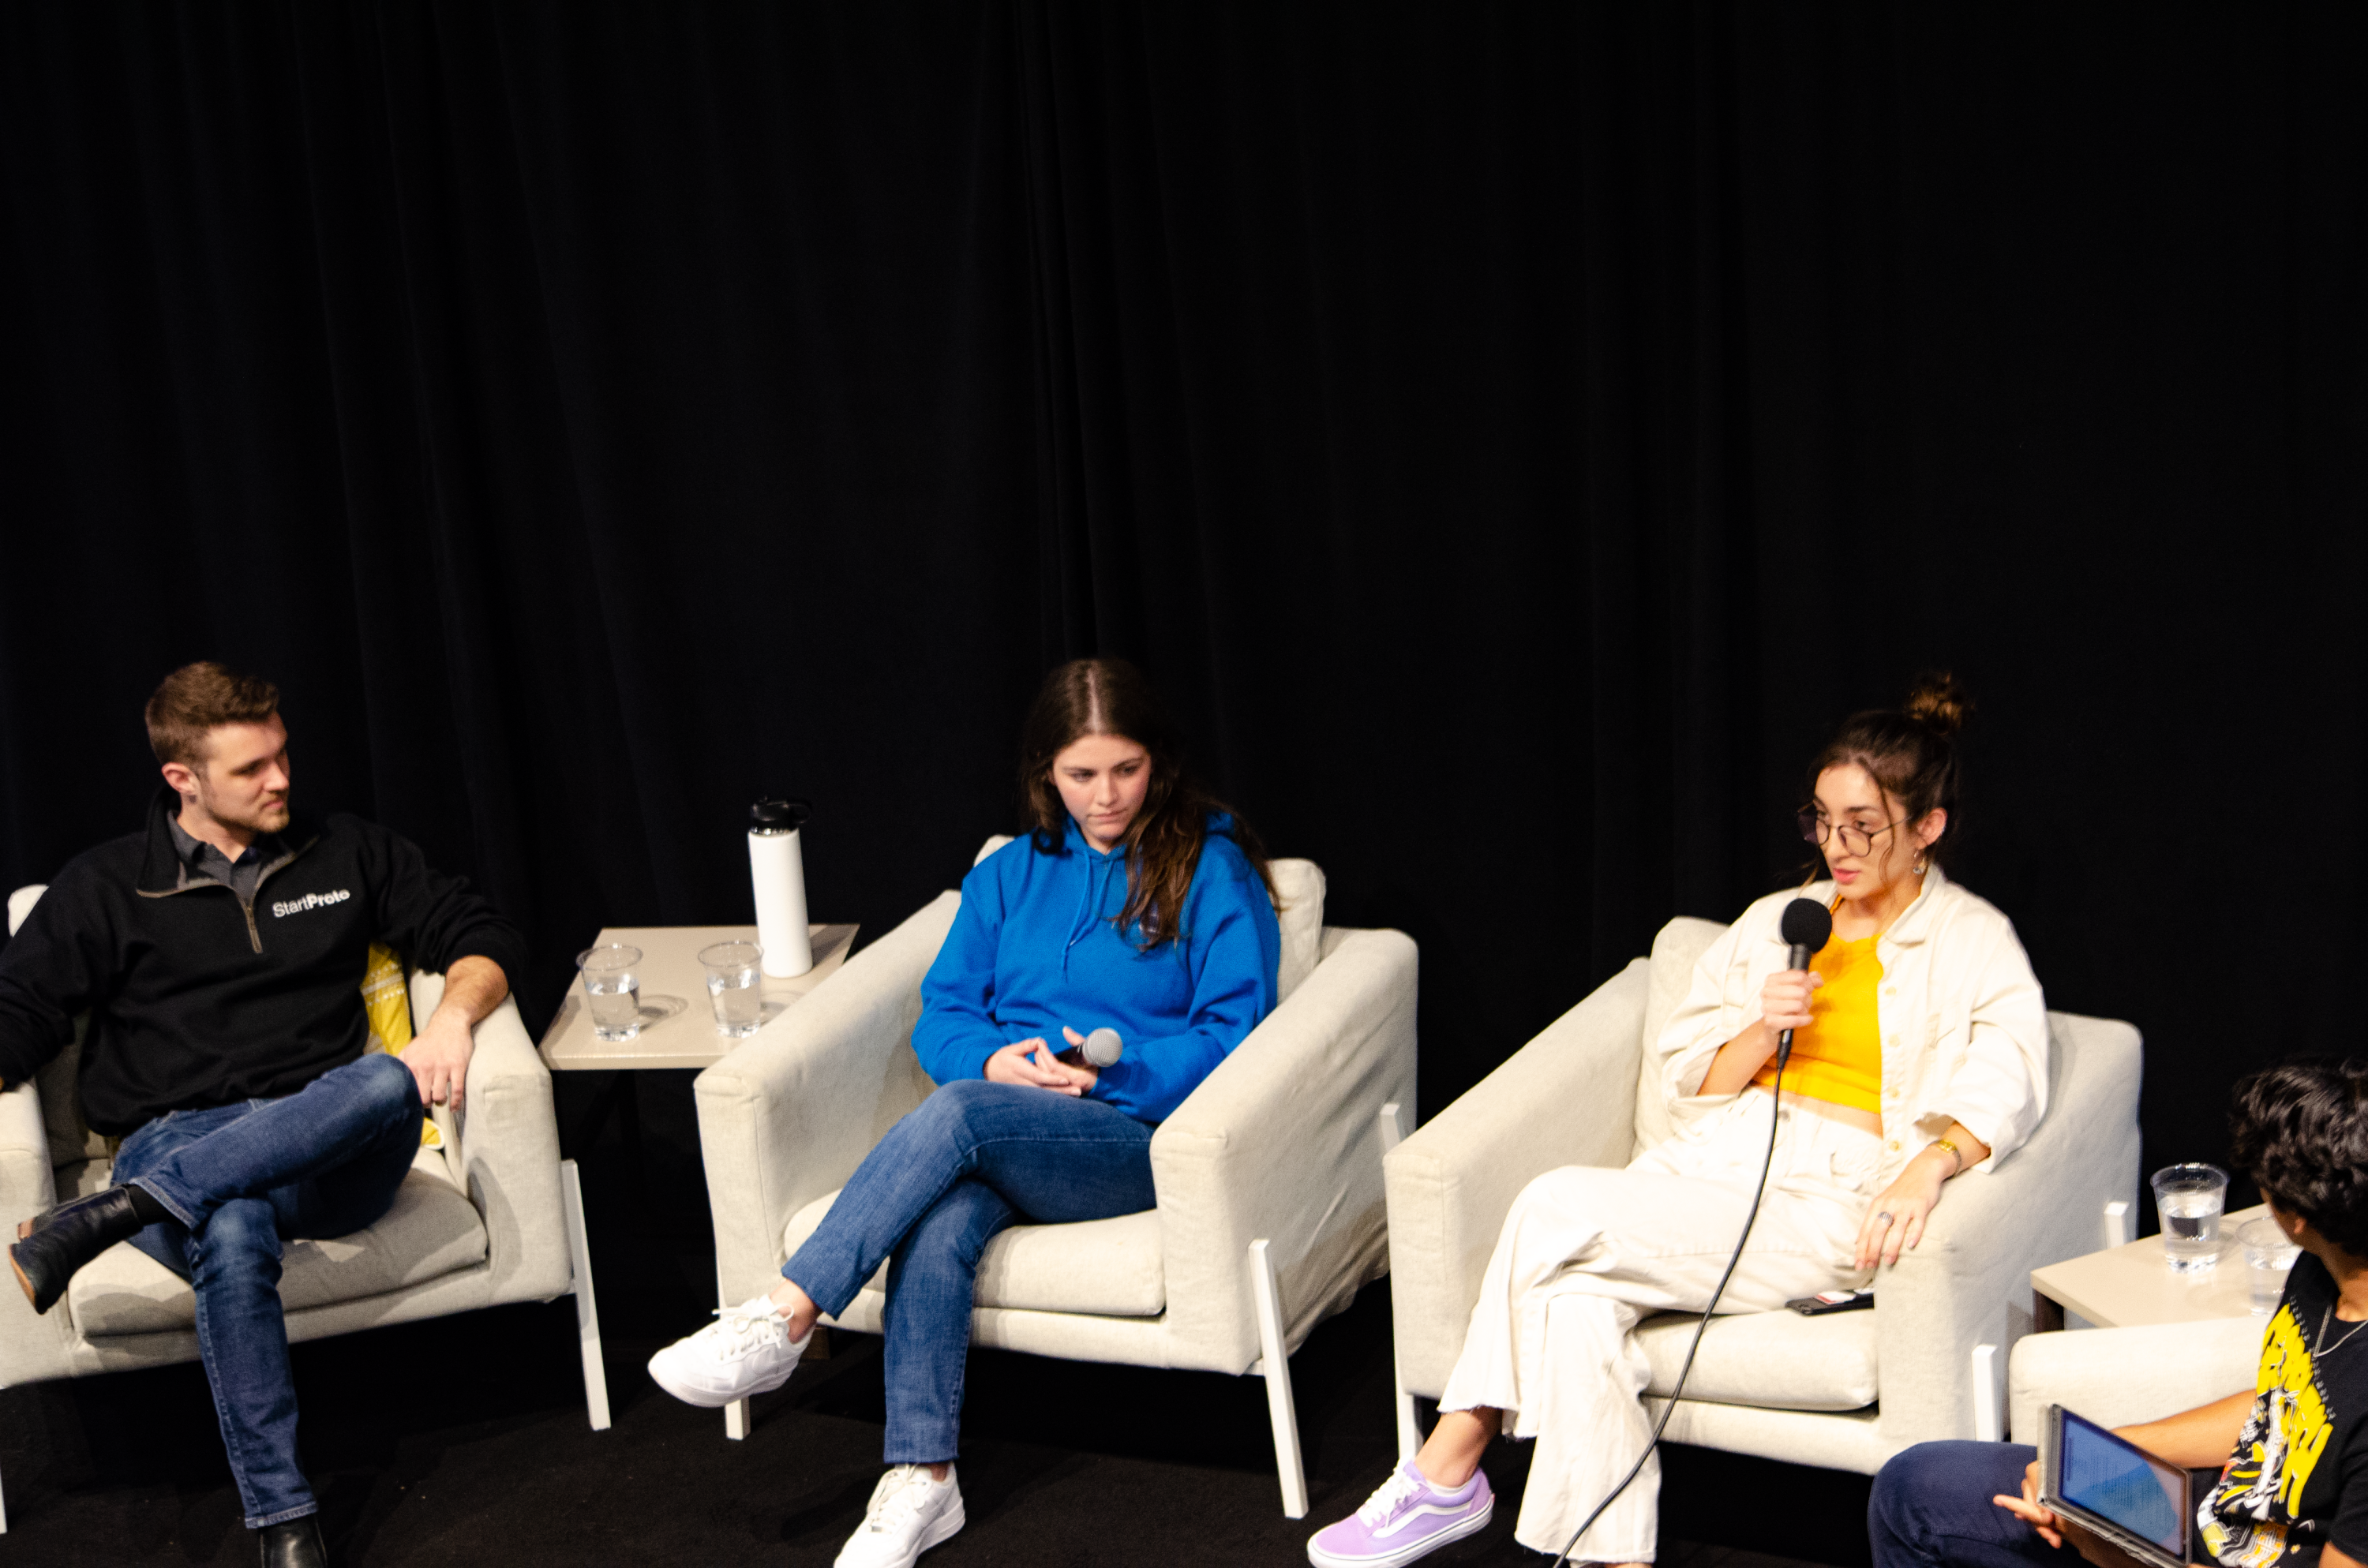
1931, 1137, 1964, 1177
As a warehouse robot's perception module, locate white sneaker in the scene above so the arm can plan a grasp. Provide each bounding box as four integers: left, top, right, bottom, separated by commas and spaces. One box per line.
834, 1464, 965, 1567
645, 1297, 810, 1407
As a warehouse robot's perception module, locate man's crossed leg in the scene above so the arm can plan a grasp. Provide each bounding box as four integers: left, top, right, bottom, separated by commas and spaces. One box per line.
13, 1050, 422, 1530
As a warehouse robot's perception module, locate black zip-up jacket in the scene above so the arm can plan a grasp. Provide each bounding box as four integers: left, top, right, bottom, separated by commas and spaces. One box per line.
0, 790, 526, 1134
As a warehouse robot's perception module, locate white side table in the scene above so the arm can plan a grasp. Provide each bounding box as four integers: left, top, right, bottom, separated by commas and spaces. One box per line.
2031, 1203, 2269, 1330
539, 922, 858, 1072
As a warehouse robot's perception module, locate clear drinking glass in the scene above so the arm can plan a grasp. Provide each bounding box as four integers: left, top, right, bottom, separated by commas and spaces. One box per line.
576, 944, 643, 1042
2150, 1163, 2229, 1273
699, 941, 765, 1038
2239, 1215, 2301, 1315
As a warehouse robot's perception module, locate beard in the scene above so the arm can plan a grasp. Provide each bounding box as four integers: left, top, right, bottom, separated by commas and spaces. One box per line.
198, 783, 292, 836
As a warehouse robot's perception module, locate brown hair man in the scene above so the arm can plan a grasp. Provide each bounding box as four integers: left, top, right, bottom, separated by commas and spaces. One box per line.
0, 661, 523, 1567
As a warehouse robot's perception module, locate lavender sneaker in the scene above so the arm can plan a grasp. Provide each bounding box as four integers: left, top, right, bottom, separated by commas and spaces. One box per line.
1307, 1459, 1494, 1567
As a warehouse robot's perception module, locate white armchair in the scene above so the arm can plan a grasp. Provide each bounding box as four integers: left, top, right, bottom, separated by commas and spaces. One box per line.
1383, 915, 2142, 1475
2008, 1316, 2262, 1443
691, 840, 1418, 1517
0, 884, 609, 1535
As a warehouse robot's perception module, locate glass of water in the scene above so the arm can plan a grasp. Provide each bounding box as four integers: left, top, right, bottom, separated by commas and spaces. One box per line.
576, 944, 643, 1042
2150, 1163, 2229, 1272
699, 941, 765, 1038
2239, 1215, 2301, 1315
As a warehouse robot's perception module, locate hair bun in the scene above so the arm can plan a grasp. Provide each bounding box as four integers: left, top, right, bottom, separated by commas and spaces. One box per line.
1904, 672, 1972, 736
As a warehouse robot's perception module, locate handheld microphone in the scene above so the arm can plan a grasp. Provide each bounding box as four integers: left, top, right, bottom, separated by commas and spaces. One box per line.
1774, 898, 1833, 1069
1081, 1027, 1122, 1068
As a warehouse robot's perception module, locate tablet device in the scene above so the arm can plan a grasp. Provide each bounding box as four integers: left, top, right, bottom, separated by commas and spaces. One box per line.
2038, 1403, 2193, 1568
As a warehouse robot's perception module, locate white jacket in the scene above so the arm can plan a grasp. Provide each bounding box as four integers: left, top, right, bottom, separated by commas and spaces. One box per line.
1654, 865, 2048, 1186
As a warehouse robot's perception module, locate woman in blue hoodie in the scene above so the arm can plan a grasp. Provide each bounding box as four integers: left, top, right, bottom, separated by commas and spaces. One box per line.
649, 657, 1282, 1568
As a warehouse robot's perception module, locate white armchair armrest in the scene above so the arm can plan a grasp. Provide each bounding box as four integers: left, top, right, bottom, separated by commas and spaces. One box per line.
695, 892, 958, 1304
0, 1077, 53, 1218
0, 1078, 75, 1385
1152, 927, 1418, 1375
2008, 1317, 2262, 1440
405, 977, 570, 1305
1874, 1012, 2142, 1447
1384, 958, 1650, 1399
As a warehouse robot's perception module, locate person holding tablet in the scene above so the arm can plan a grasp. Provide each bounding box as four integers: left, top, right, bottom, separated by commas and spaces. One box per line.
646, 657, 1282, 1568
1870, 1058, 2368, 1568
1310, 677, 2050, 1568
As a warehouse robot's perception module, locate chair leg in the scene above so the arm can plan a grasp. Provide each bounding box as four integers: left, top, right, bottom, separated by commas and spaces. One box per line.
1250, 1237, 1310, 1519
725, 1398, 752, 1440
2103, 1199, 2133, 1250
1379, 1102, 1414, 1465
2, 1446, 9, 1533
1971, 1342, 2002, 1443
560, 1160, 613, 1431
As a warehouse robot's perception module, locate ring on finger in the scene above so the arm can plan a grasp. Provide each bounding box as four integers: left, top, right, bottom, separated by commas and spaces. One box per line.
1875, 1210, 1895, 1225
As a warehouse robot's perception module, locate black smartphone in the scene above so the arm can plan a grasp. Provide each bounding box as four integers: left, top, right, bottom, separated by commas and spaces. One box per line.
1785, 1289, 1875, 1315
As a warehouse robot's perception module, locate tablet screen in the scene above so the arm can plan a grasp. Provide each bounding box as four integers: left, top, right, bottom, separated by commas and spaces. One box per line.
2059, 1409, 2186, 1555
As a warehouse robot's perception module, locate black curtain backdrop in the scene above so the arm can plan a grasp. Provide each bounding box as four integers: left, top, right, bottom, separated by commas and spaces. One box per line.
3, 4, 2363, 1207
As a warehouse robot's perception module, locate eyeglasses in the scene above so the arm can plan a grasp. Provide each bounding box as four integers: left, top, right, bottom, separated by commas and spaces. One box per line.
1797, 809, 1906, 859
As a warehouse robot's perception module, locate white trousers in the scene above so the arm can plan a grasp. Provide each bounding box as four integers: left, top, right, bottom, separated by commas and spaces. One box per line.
1437, 1091, 1883, 1561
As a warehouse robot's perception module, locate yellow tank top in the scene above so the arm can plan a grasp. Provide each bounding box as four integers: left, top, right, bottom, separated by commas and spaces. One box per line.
1751, 926, 1883, 1113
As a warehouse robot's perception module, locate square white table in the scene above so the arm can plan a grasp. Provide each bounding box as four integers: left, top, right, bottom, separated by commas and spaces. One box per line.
2031, 1203, 2271, 1330
538, 922, 858, 1072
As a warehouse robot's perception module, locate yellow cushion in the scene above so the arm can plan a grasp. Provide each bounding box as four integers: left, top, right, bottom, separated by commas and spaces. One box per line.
360, 943, 440, 1149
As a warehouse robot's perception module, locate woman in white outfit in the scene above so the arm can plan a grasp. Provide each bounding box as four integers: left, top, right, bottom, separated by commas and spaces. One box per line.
1309, 677, 2050, 1568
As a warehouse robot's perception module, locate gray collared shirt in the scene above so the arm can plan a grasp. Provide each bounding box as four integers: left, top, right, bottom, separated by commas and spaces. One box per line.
164, 812, 282, 907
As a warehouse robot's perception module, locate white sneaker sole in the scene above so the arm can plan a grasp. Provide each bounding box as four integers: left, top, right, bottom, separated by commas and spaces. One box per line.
916, 1499, 965, 1558
836, 1496, 965, 1566
645, 1345, 802, 1409
1306, 1495, 1493, 1568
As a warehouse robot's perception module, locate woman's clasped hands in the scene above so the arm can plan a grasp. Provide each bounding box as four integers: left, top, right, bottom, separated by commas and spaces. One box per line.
983, 1027, 1103, 1095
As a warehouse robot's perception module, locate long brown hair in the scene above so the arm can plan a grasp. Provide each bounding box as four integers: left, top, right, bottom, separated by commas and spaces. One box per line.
1807, 672, 1973, 868
1017, 658, 1276, 947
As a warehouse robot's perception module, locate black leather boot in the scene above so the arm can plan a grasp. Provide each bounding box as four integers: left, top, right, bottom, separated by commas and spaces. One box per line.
9, 1184, 152, 1315
255, 1515, 328, 1568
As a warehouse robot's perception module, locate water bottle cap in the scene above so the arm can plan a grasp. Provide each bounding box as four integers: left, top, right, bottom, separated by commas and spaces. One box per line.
750, 798, 811, 835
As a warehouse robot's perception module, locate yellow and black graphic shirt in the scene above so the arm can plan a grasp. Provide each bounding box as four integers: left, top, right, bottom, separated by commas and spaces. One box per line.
2202, 1253, 2368, 1568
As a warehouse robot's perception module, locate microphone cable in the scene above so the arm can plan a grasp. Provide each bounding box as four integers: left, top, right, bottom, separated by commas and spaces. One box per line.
1546, 1050, 1793, 1568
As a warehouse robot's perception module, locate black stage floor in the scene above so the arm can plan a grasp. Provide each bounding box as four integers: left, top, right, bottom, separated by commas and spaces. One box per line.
0, 1072, 1877, 1566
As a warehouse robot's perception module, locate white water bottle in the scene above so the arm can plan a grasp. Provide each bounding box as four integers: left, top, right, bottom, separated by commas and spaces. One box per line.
748, 799, 814, 978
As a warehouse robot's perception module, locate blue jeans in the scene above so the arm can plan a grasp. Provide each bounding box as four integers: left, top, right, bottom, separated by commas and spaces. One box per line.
111, 1051, 423, 1528
783, 1079, 1158, 1465
1871, 1442, 2087, 1568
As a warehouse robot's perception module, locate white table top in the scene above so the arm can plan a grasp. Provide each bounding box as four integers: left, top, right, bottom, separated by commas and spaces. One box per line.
2031, 1204, 2273, 1328
538, 922, 857, 1072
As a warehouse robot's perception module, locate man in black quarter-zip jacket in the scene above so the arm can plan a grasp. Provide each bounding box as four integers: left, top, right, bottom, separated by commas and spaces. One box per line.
0, 662, 524, 1568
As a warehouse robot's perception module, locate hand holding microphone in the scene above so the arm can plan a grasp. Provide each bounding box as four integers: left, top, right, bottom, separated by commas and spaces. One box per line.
990, 1038, 1084, 1093
1056, 1025, 1122, 1067
1758, 969, 1820, 1039
1025, 1025, 1121, 1092
1770, 899, 1834, 1068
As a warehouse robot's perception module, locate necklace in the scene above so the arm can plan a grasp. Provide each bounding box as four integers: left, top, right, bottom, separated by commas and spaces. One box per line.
2315, 1303, 2368, 1359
